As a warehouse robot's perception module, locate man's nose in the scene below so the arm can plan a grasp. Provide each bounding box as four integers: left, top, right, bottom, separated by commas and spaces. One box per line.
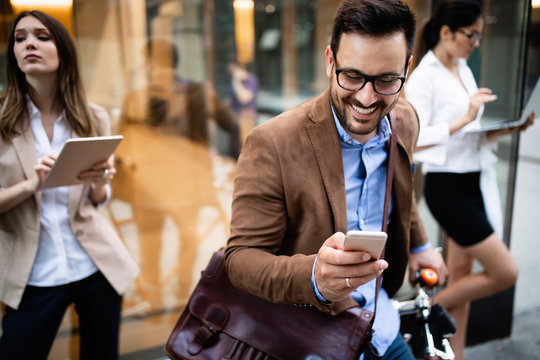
354, 81, 378, 107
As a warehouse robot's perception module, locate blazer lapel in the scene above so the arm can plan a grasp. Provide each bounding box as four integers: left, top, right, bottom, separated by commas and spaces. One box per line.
305, 90, 347, 233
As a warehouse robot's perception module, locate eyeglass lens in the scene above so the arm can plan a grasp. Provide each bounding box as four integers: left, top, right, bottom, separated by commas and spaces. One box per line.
337, 71, 403, 95
459, 29, 481, 42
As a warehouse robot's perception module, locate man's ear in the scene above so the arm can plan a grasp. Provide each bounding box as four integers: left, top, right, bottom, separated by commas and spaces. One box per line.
325, 45, 334, 79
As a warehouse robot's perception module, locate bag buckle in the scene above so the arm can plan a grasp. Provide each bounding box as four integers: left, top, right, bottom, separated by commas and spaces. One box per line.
202, 321, 217, 335
188, 321, 220, 355
188, 303, 229, 355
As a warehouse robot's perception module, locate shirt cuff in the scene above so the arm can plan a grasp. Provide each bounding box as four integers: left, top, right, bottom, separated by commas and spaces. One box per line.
311, 256, 330, 303
89, 183, 112, 208
410, 242, 431, 254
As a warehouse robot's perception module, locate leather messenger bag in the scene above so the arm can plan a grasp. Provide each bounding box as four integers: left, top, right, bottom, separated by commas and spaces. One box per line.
165, 248, 374, 360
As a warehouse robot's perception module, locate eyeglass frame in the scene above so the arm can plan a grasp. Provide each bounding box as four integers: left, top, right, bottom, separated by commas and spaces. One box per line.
456, 28, 482, 43
332, 55, 408, 96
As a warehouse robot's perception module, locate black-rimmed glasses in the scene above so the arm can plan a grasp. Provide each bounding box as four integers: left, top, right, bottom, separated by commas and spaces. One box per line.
457, 29, 482, 43
333, 56, 406, 95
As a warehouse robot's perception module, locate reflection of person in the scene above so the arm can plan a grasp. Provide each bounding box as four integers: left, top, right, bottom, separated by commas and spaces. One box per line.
225, 1, 447, 359
0, 10, 139, 359
121, 38, 240, 158
404, 1, 534, 359
116, 38, 235, 310
228, 61, 258, 144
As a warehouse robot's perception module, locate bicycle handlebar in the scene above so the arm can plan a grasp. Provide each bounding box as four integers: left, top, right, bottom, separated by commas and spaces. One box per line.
415, 268, 438, 288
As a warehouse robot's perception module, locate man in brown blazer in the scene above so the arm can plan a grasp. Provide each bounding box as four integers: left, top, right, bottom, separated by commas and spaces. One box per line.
225, 1, 447, 359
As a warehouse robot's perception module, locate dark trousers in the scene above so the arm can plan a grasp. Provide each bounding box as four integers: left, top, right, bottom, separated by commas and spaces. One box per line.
0, 271, 122, 360
363, 333, 415, 360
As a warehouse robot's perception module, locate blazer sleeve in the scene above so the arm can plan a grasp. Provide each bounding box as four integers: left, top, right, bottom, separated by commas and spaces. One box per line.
225, 123, 319, 308
405, 65, 450, 148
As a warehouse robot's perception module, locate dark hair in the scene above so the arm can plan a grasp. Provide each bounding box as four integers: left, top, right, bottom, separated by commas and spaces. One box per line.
330, 0, 416, 61
412, 0, 482, 70
0, 10, 96, 141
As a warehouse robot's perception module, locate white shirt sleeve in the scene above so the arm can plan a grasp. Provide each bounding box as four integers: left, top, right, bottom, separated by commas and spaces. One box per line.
405, 64, 451, 148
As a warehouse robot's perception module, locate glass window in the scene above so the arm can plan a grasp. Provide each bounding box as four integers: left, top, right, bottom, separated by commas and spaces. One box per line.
475, 0, 530, 242
0, 0, 342, 356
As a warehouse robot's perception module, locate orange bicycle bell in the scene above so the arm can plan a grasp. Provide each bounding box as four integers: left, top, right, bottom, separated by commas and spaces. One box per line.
419, 268, 438, 287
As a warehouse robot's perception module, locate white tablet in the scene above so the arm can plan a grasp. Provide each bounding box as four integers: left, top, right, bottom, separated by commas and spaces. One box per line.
41, 135, 123, 189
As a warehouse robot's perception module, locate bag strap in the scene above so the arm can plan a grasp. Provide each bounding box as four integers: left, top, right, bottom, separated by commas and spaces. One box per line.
372, 110, 397, 318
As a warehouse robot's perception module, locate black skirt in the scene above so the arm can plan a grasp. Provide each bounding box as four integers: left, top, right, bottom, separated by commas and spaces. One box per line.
424, 172, 494, 247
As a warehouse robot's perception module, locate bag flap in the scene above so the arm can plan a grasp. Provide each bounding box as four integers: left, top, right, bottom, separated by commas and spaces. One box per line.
183, 249, 373, 359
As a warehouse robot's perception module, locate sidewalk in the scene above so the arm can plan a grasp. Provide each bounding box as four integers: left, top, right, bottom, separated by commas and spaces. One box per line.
464, 307, 540, 359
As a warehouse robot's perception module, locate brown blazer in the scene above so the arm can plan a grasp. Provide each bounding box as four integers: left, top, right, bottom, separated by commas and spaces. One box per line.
0, 104, 139, 310
225, 89, 428, 314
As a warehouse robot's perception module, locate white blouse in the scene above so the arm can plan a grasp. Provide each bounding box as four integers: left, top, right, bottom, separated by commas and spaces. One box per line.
405, 50, 494, 172
404, 50, 503, 236
27, 100, 99, 286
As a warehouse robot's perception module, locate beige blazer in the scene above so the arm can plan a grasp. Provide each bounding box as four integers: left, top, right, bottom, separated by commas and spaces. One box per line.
0, 103, 139, 309
225, 89, 428, 315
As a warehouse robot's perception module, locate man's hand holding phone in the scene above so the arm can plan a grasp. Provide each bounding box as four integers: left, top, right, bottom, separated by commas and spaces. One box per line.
314, 232, 388, 302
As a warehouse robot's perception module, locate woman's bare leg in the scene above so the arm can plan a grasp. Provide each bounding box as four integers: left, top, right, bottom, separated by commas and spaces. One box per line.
434, 233, 518, 360
435, 233, 518, 308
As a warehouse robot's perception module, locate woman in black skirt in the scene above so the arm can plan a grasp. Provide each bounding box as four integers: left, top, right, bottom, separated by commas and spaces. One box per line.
404, 1, 534, 359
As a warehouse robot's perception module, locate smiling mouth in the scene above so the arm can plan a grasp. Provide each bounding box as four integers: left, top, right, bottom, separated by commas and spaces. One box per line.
352, 103, 375, 115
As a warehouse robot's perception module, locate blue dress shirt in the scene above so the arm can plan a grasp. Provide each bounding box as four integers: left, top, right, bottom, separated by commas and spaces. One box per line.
312, 108, 399, 357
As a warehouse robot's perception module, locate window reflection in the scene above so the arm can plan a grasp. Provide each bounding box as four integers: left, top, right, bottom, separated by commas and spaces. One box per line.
112, 35, 240, 316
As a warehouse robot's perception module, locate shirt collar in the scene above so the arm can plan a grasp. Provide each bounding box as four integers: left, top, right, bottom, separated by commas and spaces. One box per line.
26, 96, 66, 126
27, 97, 41, 121
424, 49, 467, 69
331, 105, 392, 147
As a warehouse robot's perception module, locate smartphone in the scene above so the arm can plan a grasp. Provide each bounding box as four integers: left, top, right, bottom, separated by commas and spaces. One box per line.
343, 230, 387, 260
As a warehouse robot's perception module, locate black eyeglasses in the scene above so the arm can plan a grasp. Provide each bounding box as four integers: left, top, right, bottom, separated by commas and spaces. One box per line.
333, 56, 406, 95
457, 29, 482, 43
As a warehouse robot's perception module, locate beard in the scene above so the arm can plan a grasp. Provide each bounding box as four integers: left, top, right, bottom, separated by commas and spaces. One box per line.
330, 87, 400, 139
